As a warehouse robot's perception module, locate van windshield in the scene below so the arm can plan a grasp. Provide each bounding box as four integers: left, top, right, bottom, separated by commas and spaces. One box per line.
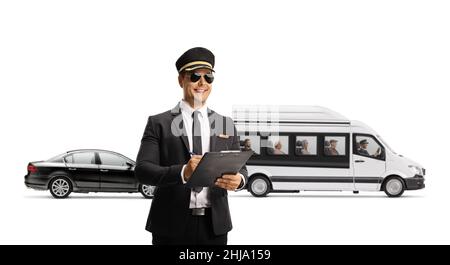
377, 135, 397, 155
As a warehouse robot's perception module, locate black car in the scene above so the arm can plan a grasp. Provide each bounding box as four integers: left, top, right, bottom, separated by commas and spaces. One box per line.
24, 149, 155, 199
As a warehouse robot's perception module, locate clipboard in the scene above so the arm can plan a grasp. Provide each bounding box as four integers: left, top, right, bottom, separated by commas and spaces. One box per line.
186, 151, 253, 188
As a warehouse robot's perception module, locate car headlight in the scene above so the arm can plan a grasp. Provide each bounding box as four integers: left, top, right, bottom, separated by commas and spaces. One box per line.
408, 165, 422, 175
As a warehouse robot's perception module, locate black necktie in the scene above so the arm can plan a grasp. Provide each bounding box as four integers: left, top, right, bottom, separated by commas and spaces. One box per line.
192, 111, 203, 193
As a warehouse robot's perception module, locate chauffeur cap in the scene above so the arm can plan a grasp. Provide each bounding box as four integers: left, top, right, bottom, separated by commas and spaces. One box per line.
359, 139, 369, 145
176, 47, 215, 73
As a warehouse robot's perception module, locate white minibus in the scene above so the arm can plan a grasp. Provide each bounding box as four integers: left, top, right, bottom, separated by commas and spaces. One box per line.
233, 105, 425, 197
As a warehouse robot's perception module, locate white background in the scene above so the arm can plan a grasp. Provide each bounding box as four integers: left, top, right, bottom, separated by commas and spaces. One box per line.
1, 0, 449, 244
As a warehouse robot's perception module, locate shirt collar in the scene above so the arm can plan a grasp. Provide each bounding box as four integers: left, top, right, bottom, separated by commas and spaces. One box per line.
179, 99, 208, 118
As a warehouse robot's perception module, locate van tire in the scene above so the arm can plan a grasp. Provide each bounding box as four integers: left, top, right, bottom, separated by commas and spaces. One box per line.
248, 175, 271, 197
383, 176, 405, 197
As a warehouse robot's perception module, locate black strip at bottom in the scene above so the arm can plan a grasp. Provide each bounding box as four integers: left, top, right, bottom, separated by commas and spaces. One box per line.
0, 245, 442, 264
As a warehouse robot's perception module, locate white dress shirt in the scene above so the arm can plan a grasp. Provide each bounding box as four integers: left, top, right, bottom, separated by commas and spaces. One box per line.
179, 100, 245, 209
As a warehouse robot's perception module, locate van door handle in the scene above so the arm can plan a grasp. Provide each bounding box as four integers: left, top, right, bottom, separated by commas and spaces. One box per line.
100, 169, 109, 172
68, 168, 77, 171
355, 160, 365, 163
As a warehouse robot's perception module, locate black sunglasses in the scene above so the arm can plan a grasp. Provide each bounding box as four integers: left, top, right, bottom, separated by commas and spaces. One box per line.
189, 72, 214, 84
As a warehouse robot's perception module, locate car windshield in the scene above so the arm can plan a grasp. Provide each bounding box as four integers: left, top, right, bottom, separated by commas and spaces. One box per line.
376, 135, 397, 155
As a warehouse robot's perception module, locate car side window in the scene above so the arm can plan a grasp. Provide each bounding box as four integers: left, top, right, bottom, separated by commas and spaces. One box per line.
99, 152, 127, 166
64, 155, 74, 163
355, 135, 384, 159
72, 152, 96, 164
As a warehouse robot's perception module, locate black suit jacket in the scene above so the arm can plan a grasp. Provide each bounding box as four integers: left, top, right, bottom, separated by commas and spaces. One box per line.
135, 103, 248, 237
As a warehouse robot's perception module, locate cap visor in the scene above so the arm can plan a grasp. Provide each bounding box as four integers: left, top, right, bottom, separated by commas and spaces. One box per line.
183, 65, 215, 72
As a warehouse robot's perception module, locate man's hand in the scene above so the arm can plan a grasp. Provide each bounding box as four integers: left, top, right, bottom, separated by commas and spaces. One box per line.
183, 155, 202, 182
372, 147, 381, 157
215, 174, 242, 191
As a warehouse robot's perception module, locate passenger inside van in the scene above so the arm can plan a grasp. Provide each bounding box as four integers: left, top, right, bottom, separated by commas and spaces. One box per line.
273, 141, 285, 155
242, 138, 253, 152
325, 139, 339, 156
301, 140, 310, 155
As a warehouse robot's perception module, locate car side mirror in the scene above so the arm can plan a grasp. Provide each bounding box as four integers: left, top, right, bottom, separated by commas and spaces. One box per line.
126, 162, 134, 170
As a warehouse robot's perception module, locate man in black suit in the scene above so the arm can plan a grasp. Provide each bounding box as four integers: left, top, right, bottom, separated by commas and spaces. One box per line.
135, 47, 248, 245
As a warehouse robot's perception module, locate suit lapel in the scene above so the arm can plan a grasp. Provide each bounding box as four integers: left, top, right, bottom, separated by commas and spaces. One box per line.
170, 103, 190, 152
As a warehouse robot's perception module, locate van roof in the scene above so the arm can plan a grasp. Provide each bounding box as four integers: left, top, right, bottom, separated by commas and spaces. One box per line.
232, 105, 350, 124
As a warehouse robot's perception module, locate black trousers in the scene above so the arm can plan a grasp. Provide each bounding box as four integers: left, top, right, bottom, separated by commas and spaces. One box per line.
152, 209, 227, 245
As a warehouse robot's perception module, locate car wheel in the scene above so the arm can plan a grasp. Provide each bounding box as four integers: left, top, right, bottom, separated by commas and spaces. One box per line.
140, 184, 155, 198
383, 176, 405, 197
49, 176, 72, 199
248, 176, 271, 197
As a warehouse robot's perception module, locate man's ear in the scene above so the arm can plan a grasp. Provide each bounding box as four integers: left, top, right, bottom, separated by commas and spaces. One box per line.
178, 74, 184, 88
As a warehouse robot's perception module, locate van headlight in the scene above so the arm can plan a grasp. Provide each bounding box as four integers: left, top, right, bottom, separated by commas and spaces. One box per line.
408, 165, 422, 176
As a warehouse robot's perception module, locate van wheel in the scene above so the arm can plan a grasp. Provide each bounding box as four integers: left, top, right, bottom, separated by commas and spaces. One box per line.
383, 177, 405, 197
140, 184, 155, 199
49, 176, 72, 199
248, 176, 271, 197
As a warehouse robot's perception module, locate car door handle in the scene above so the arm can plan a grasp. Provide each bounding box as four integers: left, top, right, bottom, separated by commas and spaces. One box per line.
100, 169, 109, 172
355, 160, 365, 163
68, 168, 77, 171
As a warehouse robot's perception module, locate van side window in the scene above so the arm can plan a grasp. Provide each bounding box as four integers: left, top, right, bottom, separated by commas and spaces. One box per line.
295, 136, 317, 156
263, 136, 289, 155
239, 135, 260, 155
324, 136, 346, 156
355, 135, 384, 159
